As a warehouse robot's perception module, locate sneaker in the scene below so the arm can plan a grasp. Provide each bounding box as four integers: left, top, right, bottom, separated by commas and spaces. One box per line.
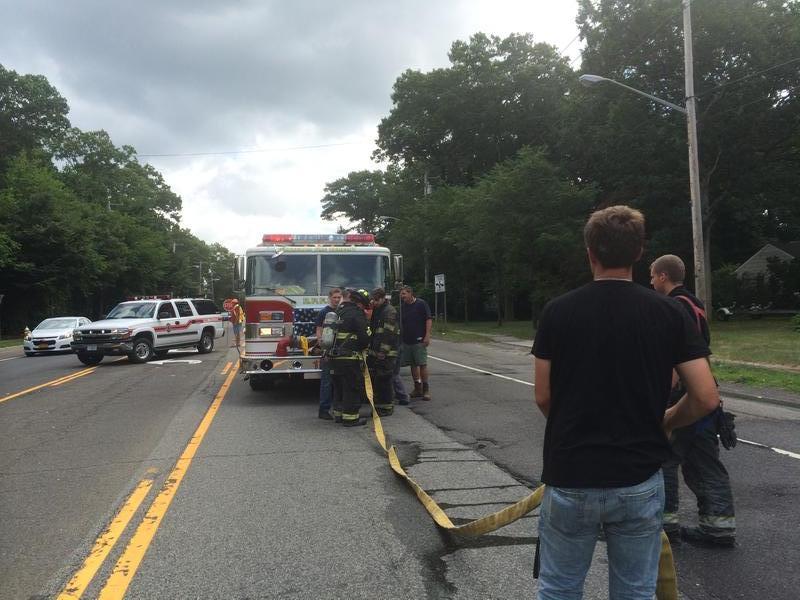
397, 397, 410, 406
318, 410, 333, 420
342, 418, 367, 427
422, 383, 431, 401
681, 526, 735, 548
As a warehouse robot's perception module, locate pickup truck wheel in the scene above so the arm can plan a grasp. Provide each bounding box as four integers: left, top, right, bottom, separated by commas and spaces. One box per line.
249, 375, 274, 391
77, 352, 103, 366
128, 337, 154, 363
197, 330, 215, 354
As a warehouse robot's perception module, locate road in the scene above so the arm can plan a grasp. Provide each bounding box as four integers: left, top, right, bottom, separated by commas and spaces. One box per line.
0, 336, 798, 599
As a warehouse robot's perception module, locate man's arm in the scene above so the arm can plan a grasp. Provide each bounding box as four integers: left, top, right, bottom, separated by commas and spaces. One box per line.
663, 357, 719, 434
423, 317, 432, 346
534, 357, 552, 418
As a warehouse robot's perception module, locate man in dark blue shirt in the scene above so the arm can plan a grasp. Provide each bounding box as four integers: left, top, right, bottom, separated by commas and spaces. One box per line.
399, 286, 432, 400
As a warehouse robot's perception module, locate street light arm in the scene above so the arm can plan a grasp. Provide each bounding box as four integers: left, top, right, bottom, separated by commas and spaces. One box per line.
579, 74, 687, 114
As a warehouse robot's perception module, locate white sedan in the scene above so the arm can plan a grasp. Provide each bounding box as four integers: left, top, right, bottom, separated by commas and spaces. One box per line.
24, 317, 92, 356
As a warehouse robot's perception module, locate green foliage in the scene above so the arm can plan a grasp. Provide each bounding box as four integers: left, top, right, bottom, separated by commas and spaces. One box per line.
375, 33, 574, 186
325, 6, 800, 320
791, 314, 800, 332
0, 64, 235, 335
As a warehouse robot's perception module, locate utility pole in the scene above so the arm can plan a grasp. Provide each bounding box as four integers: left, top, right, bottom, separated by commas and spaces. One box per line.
423, 170, 431, 289
194, 261, 204, 296
683, 0, 708, 307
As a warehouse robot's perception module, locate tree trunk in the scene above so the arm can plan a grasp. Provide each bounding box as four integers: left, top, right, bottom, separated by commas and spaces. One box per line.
463, 283, 469, 323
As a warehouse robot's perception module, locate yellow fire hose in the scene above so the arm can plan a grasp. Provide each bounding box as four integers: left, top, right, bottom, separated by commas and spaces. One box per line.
361, 362, 678, 600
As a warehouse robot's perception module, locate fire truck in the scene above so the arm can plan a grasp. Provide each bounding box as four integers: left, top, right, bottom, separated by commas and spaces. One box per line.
235, 233, 402, 391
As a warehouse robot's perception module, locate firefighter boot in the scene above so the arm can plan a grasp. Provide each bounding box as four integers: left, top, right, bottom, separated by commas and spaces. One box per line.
410, 381, 423, 398
422, 382, 431, 401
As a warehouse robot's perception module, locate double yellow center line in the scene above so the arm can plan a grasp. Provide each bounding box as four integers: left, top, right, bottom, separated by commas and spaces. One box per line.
59, 361, 237, 599
0, 367, 97, 404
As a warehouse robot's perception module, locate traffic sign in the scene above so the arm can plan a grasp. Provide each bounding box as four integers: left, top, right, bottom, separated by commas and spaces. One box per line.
434, 274, 445, 293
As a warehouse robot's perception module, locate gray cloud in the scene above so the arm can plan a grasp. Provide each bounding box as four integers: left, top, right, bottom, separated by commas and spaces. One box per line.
0, 0, 476, 154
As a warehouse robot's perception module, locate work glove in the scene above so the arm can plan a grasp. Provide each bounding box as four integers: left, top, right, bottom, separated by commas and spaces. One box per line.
716, 406, 737, 450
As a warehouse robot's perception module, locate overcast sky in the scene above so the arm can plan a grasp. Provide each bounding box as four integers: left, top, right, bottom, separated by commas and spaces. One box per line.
0, 1, 581, 254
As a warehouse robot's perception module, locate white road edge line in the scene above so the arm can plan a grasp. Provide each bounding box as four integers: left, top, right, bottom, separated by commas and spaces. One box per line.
429, 354, 800, 461
738, 438, 800, 460
0, 356, 22, 362
428, 355, 534, 387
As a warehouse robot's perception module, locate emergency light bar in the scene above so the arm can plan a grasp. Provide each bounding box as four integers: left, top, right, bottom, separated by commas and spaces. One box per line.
261, 233, 375, 246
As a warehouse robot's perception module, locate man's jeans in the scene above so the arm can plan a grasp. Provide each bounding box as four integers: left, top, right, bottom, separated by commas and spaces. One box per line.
662, 426, 736, 537
319, 359, 332, 412
537, 471, 664, 600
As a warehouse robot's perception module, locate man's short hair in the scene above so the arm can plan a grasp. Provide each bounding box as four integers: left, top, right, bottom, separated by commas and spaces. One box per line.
583, 205, 645, 268
328, 287, 342, 298
651, 254, 685, 284
370, 287, 386, 301
401, 285, 414, 295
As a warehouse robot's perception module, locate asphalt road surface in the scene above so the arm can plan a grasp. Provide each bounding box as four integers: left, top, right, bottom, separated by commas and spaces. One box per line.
1, 336, 798, 599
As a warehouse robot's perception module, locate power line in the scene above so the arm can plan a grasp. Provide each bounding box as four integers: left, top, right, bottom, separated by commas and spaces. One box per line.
698, 56, 800, 97
136, 140, 373, 158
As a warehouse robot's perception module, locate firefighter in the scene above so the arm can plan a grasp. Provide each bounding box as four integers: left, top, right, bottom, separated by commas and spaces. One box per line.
367, 287, 400, 417
330, 288, 371, 427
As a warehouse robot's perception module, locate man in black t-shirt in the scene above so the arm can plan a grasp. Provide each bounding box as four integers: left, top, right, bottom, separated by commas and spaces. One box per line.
531, 205, 719, 599
651, 254, 736, 547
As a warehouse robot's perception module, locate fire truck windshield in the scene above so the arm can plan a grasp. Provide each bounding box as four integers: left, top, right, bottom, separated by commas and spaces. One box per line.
246, 253, 387, 296
321, 254, 386, 292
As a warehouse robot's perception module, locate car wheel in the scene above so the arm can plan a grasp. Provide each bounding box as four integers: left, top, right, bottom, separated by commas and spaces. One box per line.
249, 375, 274, 391
77, 352, 104, 366
128, 337, 154, 363
197, 330, 215, 354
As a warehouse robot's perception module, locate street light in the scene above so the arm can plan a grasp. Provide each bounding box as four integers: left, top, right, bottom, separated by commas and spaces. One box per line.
579, 70, 707, 307
578, 75, 687, 114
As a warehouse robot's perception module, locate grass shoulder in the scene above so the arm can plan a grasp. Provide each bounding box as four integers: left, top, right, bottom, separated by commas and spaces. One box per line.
0, 338, 22, 349
711, 360, 800, 395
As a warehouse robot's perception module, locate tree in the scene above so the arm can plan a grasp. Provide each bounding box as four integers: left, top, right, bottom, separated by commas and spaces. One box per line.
320, 170, 391, 232
573, 0, 800, 304
0, 64, 70, 174
375, 33, 574, 186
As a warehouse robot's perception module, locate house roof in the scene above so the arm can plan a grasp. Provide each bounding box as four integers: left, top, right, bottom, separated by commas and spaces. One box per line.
734, 242, 798, 278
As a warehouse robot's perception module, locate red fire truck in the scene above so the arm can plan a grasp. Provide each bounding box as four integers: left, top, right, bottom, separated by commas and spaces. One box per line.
235, 233, 402, 390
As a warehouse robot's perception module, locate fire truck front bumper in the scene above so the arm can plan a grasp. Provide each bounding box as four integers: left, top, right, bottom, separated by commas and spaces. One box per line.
239, 354, 322, 379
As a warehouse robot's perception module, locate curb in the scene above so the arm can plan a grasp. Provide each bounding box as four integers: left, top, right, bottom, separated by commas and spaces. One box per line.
719, 386, 800, 411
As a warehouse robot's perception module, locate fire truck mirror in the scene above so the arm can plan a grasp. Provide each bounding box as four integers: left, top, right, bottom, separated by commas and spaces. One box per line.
234, 256, 246, 291
393, 254, 404, 286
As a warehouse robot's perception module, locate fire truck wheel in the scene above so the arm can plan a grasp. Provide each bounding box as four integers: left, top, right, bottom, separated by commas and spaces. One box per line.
197, 330, 215, 354
77, 352, 104, 366
128, 336, 154, 363
249, 375, 274, 391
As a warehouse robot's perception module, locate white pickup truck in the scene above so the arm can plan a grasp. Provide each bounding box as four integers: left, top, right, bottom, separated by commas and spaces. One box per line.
71, 297, 225, 365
